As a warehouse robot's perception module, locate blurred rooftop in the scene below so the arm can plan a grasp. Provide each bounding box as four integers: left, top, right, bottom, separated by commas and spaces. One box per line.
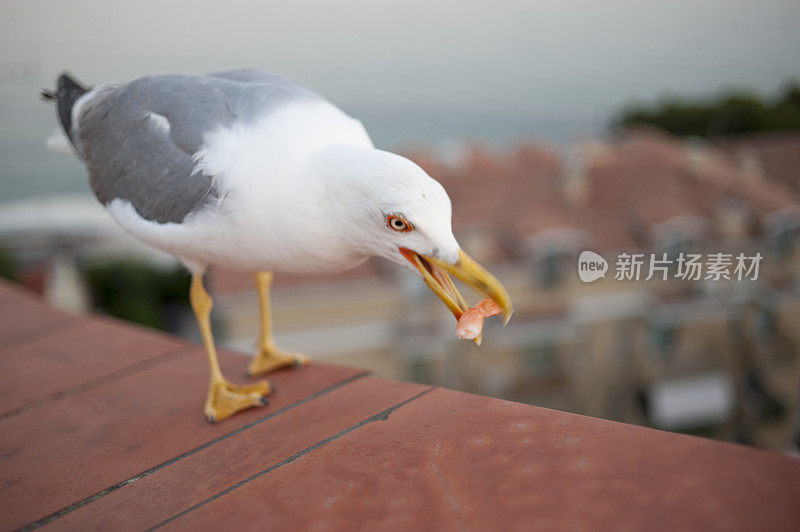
1, 278, 799, 530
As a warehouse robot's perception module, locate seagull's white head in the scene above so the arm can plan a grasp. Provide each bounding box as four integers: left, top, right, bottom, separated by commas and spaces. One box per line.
309, 145, 513, 326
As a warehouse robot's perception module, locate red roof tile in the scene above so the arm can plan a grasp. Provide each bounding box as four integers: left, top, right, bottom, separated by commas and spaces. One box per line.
0, 293, 74, 349
52, 376, 428, 530
0, 316, 186, 417
714, 128, 800, 190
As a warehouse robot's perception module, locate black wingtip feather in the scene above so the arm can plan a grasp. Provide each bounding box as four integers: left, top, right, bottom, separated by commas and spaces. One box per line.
53, 72, 88, 145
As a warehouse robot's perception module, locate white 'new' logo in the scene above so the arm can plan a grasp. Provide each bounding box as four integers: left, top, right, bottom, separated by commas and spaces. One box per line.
578, 251, 608, 282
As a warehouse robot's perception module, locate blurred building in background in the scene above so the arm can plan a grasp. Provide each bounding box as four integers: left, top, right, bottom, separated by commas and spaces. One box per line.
2, 127, 799, 452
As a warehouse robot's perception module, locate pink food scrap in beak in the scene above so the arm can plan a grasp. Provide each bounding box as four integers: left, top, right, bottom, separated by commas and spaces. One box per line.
399, 247, 513, 345
456, 297, 503, 340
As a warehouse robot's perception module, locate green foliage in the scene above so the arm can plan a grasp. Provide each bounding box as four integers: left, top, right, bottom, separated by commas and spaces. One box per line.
613, 81, 800, 137
84, 260, 190, 331
0, 247, 18, 281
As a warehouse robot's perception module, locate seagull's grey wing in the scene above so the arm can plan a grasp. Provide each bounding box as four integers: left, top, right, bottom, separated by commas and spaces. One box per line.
77, 72, 320, 224
208, 69, 323, 119
210, 69, 288, 84
77, 75, 234, 224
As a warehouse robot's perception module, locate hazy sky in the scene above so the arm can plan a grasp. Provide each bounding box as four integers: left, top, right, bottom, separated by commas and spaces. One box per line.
1, 0, 799, 199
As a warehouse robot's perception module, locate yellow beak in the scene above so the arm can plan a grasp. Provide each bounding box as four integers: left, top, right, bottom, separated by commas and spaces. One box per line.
399, 248, 514, 342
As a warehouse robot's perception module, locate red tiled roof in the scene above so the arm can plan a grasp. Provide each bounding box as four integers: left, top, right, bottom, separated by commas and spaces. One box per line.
415, 129, 800, 254
713, 128, 800, 190
1, 278, 799, 530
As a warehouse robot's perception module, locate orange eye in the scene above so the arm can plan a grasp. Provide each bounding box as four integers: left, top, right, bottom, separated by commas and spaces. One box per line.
387, 215, 412, 232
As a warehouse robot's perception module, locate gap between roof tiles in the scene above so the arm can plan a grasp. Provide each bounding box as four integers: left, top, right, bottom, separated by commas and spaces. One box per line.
0, 316, 81, 351
0, 343, 195, 421
149, 386, 436, 531
19, 371, 372, 531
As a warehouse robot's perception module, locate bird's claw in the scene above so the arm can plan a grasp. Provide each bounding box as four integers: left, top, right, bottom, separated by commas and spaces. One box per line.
247, 348, 309, 377
203, 378, 272, 423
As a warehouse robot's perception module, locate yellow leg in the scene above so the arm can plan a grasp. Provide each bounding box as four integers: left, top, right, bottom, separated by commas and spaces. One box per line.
246, 271, 309, 377
190, 273, 272, 423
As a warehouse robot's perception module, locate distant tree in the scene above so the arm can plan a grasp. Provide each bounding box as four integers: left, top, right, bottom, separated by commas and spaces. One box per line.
612, 81, 800, 137
0, 247, 18, 281
84, 260, 190, 331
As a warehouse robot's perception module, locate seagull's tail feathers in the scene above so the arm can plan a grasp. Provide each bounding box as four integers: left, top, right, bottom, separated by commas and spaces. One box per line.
44, 72, 88, 156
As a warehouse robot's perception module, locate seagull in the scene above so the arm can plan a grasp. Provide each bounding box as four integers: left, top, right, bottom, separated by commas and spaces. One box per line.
45, 69, 512, 423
